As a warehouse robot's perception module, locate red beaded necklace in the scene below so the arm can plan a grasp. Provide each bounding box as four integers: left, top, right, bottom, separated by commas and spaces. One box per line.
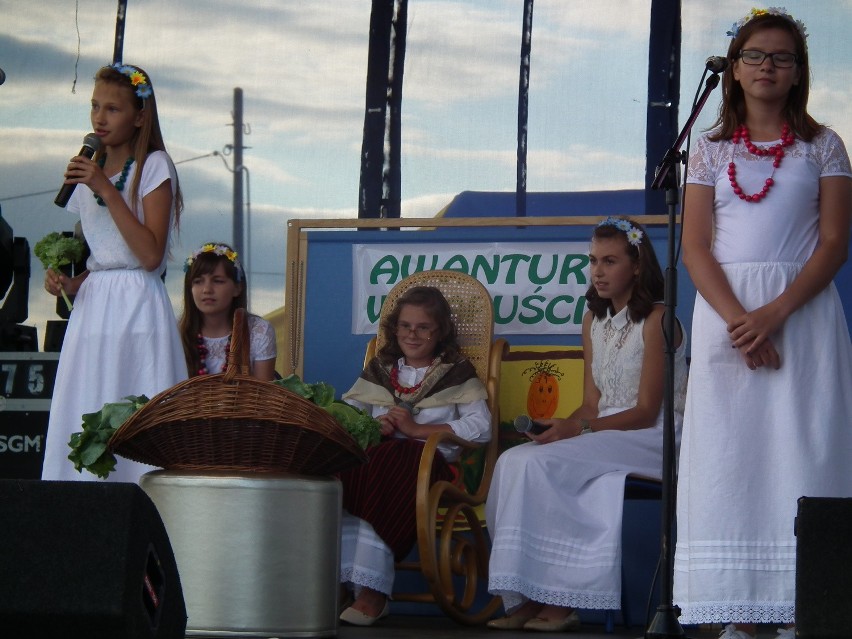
389, 366, 424, 395
727, 123, 795, 203
197, 333, 230, 375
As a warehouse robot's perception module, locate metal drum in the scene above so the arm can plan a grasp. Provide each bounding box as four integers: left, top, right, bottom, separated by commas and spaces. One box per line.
140, 470, 341, 638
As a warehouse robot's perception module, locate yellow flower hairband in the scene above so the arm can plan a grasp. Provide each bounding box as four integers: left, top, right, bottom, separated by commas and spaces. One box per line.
184, 244, 243, 281
110, 64, 153, 99
726, 7, 808, 40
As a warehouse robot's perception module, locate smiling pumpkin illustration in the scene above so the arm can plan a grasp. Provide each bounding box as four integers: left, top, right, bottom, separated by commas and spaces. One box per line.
523, 361, 564, 420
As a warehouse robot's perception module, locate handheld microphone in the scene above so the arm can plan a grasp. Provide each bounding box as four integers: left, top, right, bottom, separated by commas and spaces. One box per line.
54, 133, 101, 208
513, 415, 550, 435
0, 67, 6, 85
398, 401, 421, 415
705, 56, 728, 74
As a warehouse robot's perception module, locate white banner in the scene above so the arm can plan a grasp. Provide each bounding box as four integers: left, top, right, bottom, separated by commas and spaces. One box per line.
352, 242, 590, 335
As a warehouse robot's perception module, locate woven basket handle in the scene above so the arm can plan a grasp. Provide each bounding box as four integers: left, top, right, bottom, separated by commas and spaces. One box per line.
223, 308, 251, 382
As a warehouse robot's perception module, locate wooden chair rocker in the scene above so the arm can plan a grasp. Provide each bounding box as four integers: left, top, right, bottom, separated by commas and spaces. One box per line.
363, 270, 508, 624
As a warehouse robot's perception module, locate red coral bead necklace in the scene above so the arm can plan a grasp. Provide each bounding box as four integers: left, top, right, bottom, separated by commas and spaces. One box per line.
728, 123, 795, 203
390, 365, 424, 395
197, 333, 230, 375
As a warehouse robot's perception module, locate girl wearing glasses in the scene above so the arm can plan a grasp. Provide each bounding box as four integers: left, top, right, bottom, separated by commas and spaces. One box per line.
674, 9, 852, 639
336, 286, 491, 626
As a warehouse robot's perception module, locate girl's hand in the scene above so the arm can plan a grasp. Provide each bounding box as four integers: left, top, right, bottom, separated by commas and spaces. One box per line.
377, 413, 397, 437
727, 304, 784, 353
63, 155, 111, 201
44, 268, 62, 297
734, 336, 781, 370
385, 406, 418, 437
527, 418, 580, 444
44, 268, 87, 297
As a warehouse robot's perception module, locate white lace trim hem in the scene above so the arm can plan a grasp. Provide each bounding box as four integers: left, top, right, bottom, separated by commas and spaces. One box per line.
677, 601, 794, 625
340, 566, 394, 596
489, 576, 619, 611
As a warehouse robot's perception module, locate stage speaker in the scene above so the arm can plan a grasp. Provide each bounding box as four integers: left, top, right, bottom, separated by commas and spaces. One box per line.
795, 496, 852, 639
0, 479, 186, 639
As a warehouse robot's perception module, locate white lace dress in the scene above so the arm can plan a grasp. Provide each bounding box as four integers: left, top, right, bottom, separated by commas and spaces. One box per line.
41, 151, 187, 483
197, 314, 277, 374
674, 128, 852, 624
487, 306, 688, 612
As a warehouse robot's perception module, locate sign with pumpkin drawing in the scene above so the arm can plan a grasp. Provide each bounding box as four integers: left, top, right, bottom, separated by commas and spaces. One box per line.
523, 361, 564, 420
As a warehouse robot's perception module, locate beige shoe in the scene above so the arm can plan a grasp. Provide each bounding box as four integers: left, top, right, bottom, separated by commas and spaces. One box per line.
339, 600, 390, 626
523, 610, 581, 632
486, 612, 537, 630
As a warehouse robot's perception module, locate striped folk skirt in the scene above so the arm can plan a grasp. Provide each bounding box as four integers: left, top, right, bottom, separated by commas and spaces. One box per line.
339, 437, 454, 561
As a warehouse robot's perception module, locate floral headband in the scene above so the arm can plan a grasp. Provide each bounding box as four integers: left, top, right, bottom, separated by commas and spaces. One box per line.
726, 7, 808, 40
110, 64, 153, 99
184, 244, 243, 282
597, 216, 644, 247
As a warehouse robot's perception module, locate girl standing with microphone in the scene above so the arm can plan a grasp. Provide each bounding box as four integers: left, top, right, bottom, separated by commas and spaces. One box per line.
42, 64, 186, 483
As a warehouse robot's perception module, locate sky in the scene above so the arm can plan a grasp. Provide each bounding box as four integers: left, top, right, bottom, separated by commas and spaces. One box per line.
2, 0, 851, 347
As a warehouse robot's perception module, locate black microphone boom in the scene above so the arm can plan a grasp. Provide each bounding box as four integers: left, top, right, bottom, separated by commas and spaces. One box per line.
54, 133, 101, 208
513, 415, 550, 435
705, 56, 728, 73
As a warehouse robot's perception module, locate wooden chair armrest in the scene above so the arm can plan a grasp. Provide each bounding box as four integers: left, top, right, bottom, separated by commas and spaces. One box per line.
415, 432, 487, 509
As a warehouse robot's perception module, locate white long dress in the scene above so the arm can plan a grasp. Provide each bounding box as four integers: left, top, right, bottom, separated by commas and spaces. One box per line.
673, 128, 852, 624
487, 306, 688, 612
41, 151, 187, 483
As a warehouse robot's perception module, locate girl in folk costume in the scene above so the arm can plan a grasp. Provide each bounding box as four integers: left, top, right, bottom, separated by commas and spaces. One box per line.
179, 243, 276, 381
673, 8, 852, 639
485, 217, 688, 632
42, 64, 187, 483
337, 286, 491, 626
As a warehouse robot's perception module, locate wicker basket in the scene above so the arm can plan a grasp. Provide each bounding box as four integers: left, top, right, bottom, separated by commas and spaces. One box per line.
109, 309, 367, 475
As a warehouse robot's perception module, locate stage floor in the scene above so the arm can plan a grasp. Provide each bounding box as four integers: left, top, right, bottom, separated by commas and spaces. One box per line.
334, 616, 733, 639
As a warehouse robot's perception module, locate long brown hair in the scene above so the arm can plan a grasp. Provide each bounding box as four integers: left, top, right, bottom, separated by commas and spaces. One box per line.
178, 245, 247, 376
92, 65, 184, 223
377, 286, 462, 366
710, 13, 819, 142
585, 218, 664, 323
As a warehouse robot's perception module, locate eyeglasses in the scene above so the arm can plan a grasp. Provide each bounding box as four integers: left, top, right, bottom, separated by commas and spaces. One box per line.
738, 50, 798, 69
394, 323, 435, 339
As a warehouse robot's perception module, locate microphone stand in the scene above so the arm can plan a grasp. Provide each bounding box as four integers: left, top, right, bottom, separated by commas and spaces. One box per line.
642, 71, 721, 639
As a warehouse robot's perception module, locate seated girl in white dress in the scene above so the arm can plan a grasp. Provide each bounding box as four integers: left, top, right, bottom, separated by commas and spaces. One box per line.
485, 217, 688, 632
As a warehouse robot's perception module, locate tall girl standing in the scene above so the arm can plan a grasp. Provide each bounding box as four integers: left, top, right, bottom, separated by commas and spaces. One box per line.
673, 9, 852, 639
42, 64, 187, 483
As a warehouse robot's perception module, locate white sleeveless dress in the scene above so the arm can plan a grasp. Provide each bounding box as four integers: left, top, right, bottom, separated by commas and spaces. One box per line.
487, 305, 688, 612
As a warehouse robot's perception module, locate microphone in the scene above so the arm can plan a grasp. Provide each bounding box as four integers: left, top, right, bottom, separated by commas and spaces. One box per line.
705, 56, 728, 74
397, 401, 420, 415
513, 414, 551, 435
54, 132, 101, 207
0, 67, 6, 85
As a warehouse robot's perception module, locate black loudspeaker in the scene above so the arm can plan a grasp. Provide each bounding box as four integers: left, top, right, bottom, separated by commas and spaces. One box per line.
0, 480, 186, 639
795, 496, 852, 638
